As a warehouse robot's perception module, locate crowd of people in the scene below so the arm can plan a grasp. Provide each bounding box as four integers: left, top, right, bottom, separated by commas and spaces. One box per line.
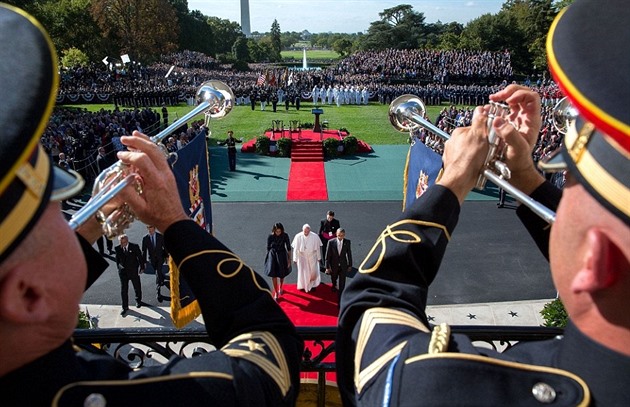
57, 48, 516, 106
41, 102, 209, 185
50, 46, 567, 180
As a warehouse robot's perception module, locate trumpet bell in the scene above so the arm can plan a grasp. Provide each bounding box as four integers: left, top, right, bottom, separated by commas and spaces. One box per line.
553, 96, 579, 134
389, 94, 426, 133
69, 80, 235, 238
197, 80, 234, 119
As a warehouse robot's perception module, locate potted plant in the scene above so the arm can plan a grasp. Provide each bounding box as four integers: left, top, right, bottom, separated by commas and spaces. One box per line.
276, 137, 292, 157
540, 298, 568, 328
342, 135, 359, 155
255, 135, 270, 155
77, 309, 92, 329
323, 137, 339, 157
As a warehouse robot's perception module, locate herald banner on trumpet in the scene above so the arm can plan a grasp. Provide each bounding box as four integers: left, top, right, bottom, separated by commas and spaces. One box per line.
168, 133, 212, 327
403, 134, 442, 211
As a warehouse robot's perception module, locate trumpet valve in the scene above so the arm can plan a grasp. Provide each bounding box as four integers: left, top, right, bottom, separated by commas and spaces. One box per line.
494, 161, 511, 180
100, 204, 137, 239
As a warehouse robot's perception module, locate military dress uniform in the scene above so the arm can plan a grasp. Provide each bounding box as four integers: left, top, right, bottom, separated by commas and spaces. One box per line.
219, 135, 242, 171
337, 185, 627, 406
338, 1, 630, 405
0, 5, 302, 406
3, 220, 304, 407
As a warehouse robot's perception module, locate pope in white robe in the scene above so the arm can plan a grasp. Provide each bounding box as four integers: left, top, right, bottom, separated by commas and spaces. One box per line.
292, 224, 322, 292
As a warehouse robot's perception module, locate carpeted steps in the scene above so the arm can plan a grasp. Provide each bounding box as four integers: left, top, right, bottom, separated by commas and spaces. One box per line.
291, 140, 324, 162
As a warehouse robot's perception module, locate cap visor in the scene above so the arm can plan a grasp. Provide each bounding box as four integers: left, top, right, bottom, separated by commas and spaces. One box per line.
537, 148, 567, 173
50, 166, 84, 201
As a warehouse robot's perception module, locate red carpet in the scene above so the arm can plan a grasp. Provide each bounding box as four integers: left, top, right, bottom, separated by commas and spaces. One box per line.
276, 283, 338, 383
286, 161, 328, 201
239, 128, 373, 200
276, 283, 339, 327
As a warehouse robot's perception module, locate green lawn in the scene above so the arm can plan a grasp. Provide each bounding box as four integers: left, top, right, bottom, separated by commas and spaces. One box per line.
66, 101, 447, 146
281, 49, 340, 60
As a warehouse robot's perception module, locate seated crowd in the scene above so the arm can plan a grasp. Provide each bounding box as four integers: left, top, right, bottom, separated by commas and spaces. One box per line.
51, 49, 564, 184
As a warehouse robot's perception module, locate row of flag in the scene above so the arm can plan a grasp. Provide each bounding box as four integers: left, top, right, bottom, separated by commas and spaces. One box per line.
256, 68, 293, 87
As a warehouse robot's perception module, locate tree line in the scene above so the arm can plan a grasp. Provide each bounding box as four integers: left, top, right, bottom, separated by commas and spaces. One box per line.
6, 0, 572, 77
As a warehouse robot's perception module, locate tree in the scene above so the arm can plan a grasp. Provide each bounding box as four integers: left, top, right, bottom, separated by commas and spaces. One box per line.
60, 47, 90, 69
359, 4, 427, 50
280, 31, 302, 49
91, 0, 179, 62
207, 17, 243, 56
270, 19, 282, 61
25, 0, 106, 61
232, 36, 250, 62
178, 10, 215, 55
248, 38, 275, 63
332, 38, 353, 57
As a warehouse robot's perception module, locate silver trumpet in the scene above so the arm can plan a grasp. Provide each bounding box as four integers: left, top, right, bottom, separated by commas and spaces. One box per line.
552, 96, 579, 134
389, 94, 557, 224
68, 80, 234, 238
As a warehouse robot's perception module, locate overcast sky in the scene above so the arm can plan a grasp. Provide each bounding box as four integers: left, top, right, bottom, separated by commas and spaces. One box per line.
188, 0, 505, 34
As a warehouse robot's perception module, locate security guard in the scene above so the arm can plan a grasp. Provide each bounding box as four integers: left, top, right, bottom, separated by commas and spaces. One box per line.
337, 1, 630, 405
0, 4, 302, 406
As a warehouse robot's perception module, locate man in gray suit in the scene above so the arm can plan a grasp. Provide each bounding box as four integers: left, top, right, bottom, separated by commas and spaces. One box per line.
325, 228, 352, 301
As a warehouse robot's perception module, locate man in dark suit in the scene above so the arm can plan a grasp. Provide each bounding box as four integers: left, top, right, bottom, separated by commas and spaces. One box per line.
115, 234, 144, 315
142, 225, 168, 302
318, 210, 340, 267
325, 228, 352, 300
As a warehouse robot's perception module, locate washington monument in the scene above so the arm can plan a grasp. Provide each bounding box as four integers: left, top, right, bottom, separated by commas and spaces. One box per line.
240, 0, 251, 37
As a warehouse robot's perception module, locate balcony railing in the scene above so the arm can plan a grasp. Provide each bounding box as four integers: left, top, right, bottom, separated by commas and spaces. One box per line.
73, 325, 562, 407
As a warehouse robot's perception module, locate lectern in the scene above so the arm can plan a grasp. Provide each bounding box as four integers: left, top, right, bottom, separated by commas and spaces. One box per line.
311, 108, 324, 132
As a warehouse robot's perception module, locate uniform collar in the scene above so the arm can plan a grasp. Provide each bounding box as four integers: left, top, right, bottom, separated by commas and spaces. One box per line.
558, 322, 630, 405
2, 341, 80, 406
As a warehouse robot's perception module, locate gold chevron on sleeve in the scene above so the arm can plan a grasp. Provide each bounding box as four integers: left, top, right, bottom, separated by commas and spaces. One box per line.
355, 308, 430, 393
359, 219, 450, 274
221, 331, 291, 397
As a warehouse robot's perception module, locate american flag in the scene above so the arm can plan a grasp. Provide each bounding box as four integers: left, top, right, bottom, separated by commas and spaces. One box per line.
256, 72, 266, 86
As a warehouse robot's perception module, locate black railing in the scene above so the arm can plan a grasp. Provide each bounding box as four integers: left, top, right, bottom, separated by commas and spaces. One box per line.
73, 325, 562, 407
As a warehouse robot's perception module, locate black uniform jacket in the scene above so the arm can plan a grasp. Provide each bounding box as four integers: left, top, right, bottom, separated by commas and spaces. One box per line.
2, 220, 303, 406
337, 184, 630, 406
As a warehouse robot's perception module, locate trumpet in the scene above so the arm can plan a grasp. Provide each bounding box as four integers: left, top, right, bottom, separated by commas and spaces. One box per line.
68, 80, 234, 238
552, 96, 579, 134
389, 94, 557, 224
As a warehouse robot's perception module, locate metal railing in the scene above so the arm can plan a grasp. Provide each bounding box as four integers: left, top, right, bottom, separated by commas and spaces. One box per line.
73, 325, 562, 407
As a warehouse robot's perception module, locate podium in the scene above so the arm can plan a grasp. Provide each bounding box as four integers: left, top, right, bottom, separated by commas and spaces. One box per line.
311, 108, 324, 132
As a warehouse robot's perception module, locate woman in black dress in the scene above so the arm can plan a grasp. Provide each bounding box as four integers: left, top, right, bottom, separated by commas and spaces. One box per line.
264, 223, 292, 301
